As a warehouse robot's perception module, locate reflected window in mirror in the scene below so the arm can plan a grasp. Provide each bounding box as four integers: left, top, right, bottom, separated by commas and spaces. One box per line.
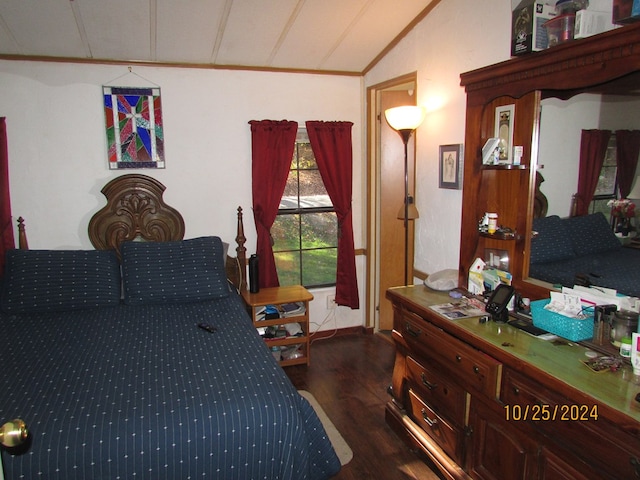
588, 135, 617, 221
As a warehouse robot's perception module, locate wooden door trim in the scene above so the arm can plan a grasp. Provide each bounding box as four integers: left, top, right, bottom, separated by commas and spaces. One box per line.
365, 72, 418, 331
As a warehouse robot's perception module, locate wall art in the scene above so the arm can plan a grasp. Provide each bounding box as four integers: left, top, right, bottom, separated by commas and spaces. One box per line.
439, 143, 463, 190
494, 104, 515, 164
103, 86, 165, 169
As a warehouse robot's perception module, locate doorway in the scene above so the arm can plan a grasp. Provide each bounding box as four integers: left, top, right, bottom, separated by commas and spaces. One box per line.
366, 73, 418, 332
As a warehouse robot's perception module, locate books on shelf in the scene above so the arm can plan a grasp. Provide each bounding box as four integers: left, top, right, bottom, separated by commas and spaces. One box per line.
257, 323, 304, 338
254, 302, 306, 321
280, 302, 305, 317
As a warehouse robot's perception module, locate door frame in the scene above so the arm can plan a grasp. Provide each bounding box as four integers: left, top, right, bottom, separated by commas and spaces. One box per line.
365, 72, 418, 331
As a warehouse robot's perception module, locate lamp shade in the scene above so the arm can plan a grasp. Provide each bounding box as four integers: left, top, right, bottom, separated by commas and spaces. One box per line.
384, 105, 426, 131
397, 197, 420, 220
628, 175, 640, 200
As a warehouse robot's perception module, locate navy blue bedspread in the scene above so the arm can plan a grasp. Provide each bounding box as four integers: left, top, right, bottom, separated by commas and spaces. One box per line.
529, 247, 640, 297
0, 292, 340, 479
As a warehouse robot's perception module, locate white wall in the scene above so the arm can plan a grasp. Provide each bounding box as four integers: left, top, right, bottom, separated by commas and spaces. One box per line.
364, 0, 514, 276
8, 1, 627, 331
539, 94, 640, 217
539, 95, 602, 217
0, 60, 364, 330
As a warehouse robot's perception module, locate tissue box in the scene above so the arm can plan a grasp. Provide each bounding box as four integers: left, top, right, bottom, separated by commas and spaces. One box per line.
613, 0, 640, 24
512, 1, 557, 55
531, 299, 594, 341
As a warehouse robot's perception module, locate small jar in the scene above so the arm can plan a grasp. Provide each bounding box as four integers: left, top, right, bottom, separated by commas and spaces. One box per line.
620, 336, 632, 358
610, 310, 639, 348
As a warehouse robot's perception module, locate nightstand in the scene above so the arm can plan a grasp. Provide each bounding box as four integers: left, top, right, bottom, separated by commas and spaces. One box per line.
242, 285, 313, 366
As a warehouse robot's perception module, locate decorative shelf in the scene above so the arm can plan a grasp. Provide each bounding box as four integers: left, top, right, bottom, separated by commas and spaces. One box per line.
479, 230, 518, 240
481, 164, 527, 170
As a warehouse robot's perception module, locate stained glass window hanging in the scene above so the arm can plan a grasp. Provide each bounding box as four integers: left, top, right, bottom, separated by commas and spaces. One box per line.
103, 86, 165, 169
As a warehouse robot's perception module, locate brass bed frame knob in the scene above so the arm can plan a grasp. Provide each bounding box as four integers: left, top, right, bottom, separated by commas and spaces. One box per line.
0, 419, 29, 449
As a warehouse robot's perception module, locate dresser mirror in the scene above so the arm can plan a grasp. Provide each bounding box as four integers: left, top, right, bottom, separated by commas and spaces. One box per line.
459, 24, 640, 300
538, 93, 639, 217
526, 79, 640, 296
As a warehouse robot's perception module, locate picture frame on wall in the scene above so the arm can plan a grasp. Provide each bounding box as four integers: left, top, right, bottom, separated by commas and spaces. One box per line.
103, 86, 165, 169
494, 104, 515, 164
439, 144, 463, 190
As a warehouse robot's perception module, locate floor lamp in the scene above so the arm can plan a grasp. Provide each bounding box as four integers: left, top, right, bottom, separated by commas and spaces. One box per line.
384, 105, 426, 285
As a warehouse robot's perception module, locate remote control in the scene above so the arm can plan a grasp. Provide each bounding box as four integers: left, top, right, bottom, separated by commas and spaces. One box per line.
197, 323, 217, 333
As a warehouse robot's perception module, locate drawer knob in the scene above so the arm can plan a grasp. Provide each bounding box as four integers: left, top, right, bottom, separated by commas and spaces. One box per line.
421, 373, 438, 390
456, 355, 462, 362
513, 386, 520, 395
420, 408, 438, 428
473, 365, 480, 374
630, 456, 640, 477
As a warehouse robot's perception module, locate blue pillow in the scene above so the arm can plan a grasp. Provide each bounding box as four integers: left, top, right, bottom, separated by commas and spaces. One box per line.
564, 213, 621, 256
1, 249, 121, 313
121, 236, 229, 305
530, 215, 576, 264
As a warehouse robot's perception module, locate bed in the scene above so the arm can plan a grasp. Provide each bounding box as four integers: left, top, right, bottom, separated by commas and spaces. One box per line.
0, 174, 340, 480
529, 212, 640, 297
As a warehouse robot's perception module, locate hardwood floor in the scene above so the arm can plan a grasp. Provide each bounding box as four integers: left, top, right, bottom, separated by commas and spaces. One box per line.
285, 333, 444, 480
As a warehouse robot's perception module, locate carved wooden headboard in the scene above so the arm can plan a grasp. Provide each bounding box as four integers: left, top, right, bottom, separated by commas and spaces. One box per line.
88, 174, 246, 290
88, 174, 185, 251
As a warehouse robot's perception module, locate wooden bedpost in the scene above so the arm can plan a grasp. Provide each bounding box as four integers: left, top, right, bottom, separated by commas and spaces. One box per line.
235, 206, 247, 291
17, 217, 28, 250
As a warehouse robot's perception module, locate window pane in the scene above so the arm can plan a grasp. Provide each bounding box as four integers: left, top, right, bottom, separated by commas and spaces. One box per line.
297, 143, 316, 169
280, 170, 299, 209
299, 170, 331, 207
272, 214, 300, 251
301, 248, 337, 287
274, 129, 337, 288
274, 251, 300, 286
594, 139, 617, 196
301, 212, 337, 249
594, 166, 617, 196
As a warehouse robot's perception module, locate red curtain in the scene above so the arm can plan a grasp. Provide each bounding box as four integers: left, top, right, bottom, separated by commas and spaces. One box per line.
615, 130, 640, 198
0, 117, 14, 276
249, 120, 298, 289
306, 121, 359, 309
574, 129, 611, 216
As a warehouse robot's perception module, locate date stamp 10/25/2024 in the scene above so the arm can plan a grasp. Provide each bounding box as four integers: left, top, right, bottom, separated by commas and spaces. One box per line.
504, 404, 599, 422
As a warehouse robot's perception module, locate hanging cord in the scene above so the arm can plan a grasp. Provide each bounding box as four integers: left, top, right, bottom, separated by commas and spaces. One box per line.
103, 66, 160, 87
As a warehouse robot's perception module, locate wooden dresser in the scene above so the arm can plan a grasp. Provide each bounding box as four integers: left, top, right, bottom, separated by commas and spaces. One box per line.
385, 286, 640, 480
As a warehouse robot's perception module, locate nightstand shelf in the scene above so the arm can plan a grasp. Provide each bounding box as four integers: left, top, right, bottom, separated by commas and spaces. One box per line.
242, 285, 313, 366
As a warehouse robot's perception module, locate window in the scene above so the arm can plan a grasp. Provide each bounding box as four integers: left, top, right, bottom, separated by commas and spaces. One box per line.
589, 135, 618, 219
272, 129, 337, 287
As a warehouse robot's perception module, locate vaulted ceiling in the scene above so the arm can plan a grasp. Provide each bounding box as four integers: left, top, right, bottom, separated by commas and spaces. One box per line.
0, 0, 438, 75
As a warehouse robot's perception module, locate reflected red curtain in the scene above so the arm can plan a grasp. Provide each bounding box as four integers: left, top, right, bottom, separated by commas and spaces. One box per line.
306, 121, 359, 309
249, 120, 298, 289
0, 117, 14, 276
615, 130, 640, 198
574, 129, 611, 216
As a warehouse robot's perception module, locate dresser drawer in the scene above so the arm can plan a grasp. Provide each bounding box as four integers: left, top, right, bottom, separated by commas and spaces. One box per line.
406, 355, 467, 425
408, 388, 463, 464
502, 370, 640, 480
400, 308, 502, 398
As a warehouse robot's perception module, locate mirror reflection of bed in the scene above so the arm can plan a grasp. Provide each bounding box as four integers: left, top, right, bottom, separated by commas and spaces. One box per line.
527, 90, 640, 297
